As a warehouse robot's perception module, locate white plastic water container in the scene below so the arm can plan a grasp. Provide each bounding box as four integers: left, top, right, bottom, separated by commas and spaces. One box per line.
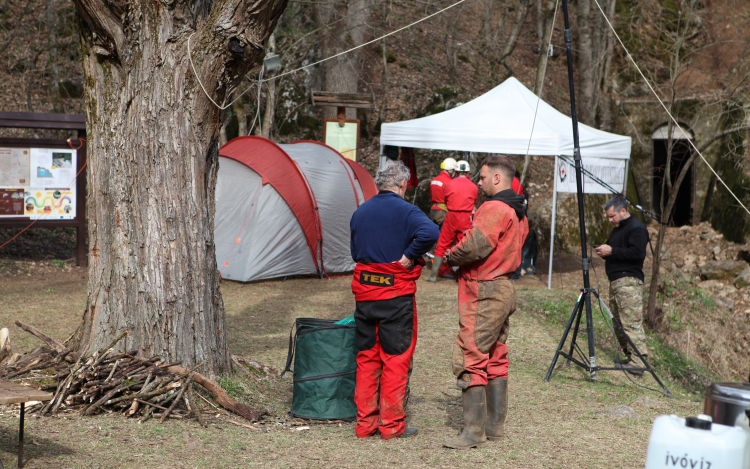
645, 414, 750, 469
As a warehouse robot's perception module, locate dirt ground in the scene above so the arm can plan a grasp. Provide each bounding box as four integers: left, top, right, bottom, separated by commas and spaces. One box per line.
0, 261, 702, 468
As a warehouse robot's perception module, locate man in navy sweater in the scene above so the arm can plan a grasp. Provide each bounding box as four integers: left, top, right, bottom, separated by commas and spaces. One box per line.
349, 159, 439, 439
594, 196, 649, 377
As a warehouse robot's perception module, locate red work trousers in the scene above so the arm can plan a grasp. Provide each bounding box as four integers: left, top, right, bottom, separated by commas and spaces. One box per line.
354, 297, 417, 439
452, 277, 515, 388
435, 211, 472, 277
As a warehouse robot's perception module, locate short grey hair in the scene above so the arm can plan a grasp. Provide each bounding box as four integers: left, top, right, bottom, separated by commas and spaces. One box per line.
604, 196, 628, 212
375, 160, 410, 190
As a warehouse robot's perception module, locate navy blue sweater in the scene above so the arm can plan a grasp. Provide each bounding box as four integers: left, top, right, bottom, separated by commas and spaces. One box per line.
350, 191, 439, 264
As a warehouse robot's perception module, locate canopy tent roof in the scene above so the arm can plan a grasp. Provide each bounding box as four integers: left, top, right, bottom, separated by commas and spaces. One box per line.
380, 77, 631, 159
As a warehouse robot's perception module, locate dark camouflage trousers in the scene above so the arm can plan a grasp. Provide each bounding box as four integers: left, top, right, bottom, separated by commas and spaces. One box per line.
609, 276, 648, 357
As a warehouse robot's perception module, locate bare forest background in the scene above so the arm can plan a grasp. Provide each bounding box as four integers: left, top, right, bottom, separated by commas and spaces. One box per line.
2, 0, 750, 382
3, 0, 750, 224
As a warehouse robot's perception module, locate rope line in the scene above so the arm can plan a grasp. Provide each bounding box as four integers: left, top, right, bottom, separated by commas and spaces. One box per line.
189, 0, 470, 110
592, 0, 750, 219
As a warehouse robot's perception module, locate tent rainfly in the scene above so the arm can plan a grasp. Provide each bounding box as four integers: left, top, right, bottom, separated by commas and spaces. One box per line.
216, 136, 377, 282
379, 76, 632, 289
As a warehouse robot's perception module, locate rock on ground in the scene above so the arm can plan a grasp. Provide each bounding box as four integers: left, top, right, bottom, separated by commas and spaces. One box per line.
734, 267, 750, 288
699, 260, 747, 280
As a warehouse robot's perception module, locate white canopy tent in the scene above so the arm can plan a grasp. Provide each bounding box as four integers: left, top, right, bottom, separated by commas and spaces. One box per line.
380, 76, 632, 288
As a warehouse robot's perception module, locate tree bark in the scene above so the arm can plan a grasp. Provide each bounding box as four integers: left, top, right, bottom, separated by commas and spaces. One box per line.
314, 0, 371, 120
235, 100, 248, 137
498, 0, 530, 62
524, 0, 554, 184
260, 32, 276, 139
73, 0, 288, 377
534, 0, 555, 95
576, 0, 594, 124
45, 0, 60, 109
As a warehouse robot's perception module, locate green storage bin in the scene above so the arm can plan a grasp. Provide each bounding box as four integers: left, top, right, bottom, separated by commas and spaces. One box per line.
281, 318, 357, 420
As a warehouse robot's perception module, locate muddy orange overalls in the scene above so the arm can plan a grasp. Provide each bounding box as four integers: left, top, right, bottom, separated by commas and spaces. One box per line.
445, 198, 528, 388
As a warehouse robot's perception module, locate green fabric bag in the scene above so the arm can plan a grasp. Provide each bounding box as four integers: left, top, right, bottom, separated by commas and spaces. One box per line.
281, 317, 357, 420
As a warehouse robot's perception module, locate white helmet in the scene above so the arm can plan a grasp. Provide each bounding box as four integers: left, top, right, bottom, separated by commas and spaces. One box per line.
456, 160, 470, 173
441, 157, 457, 171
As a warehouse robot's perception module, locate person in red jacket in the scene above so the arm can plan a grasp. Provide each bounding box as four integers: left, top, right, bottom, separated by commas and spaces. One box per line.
426, 160, 477, 282
429, 157, 457, 227
442, 155, 528, 449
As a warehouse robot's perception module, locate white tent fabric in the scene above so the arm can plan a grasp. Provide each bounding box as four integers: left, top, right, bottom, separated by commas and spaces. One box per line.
280, 142, 364, 273
215, 158, 317, 282
379, 76, 632, 291
380, 77, 631, 159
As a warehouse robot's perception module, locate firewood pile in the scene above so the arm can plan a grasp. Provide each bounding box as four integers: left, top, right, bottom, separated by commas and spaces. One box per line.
0, 321, 266, 425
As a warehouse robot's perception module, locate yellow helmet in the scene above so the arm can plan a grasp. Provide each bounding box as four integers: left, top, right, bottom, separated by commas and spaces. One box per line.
456, 160, 470, 172
441, 157, 457, 171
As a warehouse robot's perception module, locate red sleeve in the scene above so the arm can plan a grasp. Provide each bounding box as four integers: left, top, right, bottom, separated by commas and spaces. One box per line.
511, 177, 523, 195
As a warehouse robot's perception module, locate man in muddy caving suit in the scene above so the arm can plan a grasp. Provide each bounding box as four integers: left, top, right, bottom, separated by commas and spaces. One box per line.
349, 159, 439, 440
441, 155, 528, 449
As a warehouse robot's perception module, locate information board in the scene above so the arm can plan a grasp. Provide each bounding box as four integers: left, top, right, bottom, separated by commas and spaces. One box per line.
324, 119, 360, 161
0, 146, 77, 219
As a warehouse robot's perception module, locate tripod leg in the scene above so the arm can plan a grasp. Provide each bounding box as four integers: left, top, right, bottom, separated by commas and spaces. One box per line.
544, 292, 584, 382
567, 296, 585, 362
594, 293, 672, 397
584, 293, 597, 380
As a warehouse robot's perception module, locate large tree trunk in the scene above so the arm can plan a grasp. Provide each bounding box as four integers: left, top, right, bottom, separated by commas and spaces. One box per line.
534, 0, 555, 95
74, 0, 287, 377
314, 0, 371, 120
575, 0, 616, 125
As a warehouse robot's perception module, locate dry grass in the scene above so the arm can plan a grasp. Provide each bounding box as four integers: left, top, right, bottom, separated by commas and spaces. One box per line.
0, 264, 702, 468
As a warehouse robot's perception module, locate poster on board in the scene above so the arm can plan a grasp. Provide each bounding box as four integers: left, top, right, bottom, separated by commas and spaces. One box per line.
0, 147, 31, 187
555, 156, 626, 194
324, 120, 360, 161
0, 147, 77, 219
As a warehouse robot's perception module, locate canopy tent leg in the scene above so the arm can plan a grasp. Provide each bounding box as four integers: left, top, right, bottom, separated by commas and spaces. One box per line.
548, 155, 559, 290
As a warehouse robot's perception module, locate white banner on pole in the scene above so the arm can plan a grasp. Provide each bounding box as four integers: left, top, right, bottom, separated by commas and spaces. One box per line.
555, 157, 626, 194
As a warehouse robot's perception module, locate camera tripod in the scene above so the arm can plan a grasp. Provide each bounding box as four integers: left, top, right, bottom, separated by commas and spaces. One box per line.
542, 0, 671, 397
543, 286, 672, 397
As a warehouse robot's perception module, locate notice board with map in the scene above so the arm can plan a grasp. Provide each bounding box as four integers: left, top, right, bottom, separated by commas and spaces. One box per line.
0, 146, 77, 219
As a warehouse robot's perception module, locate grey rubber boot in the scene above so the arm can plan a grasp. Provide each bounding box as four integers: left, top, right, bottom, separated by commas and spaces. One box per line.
425, 257, 442, 283
443, 385, 487, 449
485, 378, 507, 440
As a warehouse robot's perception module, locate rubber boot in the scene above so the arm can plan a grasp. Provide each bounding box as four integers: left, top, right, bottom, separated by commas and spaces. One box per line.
485, 378, 507, 440
425, 257, 442, 283
443, 385, 487, 449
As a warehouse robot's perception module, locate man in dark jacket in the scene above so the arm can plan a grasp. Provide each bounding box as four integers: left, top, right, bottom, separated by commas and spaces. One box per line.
594, 196, 649, 376
350, 159, 439, 439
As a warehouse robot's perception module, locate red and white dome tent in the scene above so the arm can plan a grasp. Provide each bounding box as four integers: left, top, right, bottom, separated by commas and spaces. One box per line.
215, 136, 377, 282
